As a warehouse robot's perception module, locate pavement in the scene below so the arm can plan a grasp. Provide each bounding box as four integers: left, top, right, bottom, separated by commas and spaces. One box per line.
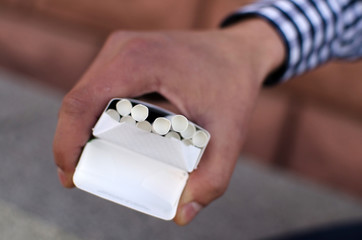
1, 68, 362, 240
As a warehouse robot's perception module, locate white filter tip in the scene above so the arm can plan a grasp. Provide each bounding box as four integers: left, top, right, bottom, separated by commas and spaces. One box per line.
131, 104, 149, 122
180, 123, 196, 139
182, 139, 193, 146
165, 131, 181, 140
120, 115, 136, 125
152, 117, 171, 135
106, 109, 120, 122
192, 130, 209, 148
136, 121, 152, 132
116, 99, 132, 116
171, 115, 188, 132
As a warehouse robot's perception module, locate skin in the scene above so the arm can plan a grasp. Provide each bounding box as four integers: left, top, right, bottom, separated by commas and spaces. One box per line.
53, 18, 285, 225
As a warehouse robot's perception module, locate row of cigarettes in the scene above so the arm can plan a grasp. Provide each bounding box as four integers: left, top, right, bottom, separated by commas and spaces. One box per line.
106, 99, 209, 148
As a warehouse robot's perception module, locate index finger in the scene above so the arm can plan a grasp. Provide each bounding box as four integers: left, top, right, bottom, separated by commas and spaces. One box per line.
53, 62, 158, 187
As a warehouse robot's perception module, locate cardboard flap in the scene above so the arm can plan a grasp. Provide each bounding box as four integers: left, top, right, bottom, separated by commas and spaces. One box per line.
92, 112, 121, 136
74, 139, 188, 220
93, 113, 201, 172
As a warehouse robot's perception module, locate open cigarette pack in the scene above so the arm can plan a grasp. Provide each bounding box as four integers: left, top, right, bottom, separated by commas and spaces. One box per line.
73, 98, 210, 220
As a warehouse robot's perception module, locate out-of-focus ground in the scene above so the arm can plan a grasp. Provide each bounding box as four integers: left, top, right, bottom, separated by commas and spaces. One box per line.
1, 0, 362, 239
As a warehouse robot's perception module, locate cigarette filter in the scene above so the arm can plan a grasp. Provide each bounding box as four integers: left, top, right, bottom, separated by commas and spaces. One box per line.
136, 121, 152, 132
192, 130, 209, 148
181, 139, 193, 146
165, 131, 181, 140
106, 109, 120, 122
171, 115, 188, 133
152, 117, 171, 135
180, 122, 196, 139
131, 104, 149, 122
120, 115, 136, 125
116, 99, 132, 116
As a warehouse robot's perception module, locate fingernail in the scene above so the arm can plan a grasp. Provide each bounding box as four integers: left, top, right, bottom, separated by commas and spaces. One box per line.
180, 202, 202, 225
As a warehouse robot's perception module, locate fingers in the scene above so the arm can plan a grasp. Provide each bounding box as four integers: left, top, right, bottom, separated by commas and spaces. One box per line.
53, 87, 107, 187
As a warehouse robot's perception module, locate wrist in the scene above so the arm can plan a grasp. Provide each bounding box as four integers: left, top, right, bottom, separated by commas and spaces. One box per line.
221, 18, 286, 86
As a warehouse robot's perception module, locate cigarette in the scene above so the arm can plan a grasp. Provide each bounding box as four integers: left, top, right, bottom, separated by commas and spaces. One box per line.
116, 99, 132, 116
136, 121, 152, 132
182, 139, 193, 146
180, 122, 196, 139
106, 109, 120, 122
192, 130, 209, 148
152, 117, 171, 135
165, 131, 181, 140
131, 104, 149, 122
170, 115, 188, 133
120, 115, 136, 125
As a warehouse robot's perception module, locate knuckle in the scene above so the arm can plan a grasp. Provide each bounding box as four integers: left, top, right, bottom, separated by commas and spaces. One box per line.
113, 36, 166, 92
123, 37, 158, 52
60, 90, 90, 116
108, 31, 121, 41
105, 30, 128, 45
118, 36, 166, 64
109, 38, 151, 78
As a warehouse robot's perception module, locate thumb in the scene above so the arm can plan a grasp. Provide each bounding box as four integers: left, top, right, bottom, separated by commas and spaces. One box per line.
173, 119, 244, 225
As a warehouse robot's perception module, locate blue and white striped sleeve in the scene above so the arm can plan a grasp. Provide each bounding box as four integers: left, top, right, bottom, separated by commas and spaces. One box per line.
221, 0, 362, 85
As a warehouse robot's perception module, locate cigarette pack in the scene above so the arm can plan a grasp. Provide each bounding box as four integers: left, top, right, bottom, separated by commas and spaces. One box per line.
73, 98, 210, 220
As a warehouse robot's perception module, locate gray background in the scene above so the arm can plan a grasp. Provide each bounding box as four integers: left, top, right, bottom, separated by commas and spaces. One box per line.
1, 69, 362, 240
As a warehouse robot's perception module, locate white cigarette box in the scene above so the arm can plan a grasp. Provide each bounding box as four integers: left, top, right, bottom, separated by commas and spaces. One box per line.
73, 98, 210, 220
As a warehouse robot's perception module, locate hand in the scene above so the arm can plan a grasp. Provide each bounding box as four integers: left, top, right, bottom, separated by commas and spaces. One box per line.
53, 18, 285, 225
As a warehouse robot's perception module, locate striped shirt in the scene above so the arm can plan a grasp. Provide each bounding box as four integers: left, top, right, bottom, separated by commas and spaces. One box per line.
222, 0, 362, 85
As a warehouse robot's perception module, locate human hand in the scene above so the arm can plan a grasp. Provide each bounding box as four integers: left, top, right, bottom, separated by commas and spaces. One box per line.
53, 18, 285, 225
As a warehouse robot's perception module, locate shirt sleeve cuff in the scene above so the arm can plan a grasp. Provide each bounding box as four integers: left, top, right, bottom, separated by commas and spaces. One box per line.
220, 1, 334, 85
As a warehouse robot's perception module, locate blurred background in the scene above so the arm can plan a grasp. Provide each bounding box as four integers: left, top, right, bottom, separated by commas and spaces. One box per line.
1, 0, 362, 239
